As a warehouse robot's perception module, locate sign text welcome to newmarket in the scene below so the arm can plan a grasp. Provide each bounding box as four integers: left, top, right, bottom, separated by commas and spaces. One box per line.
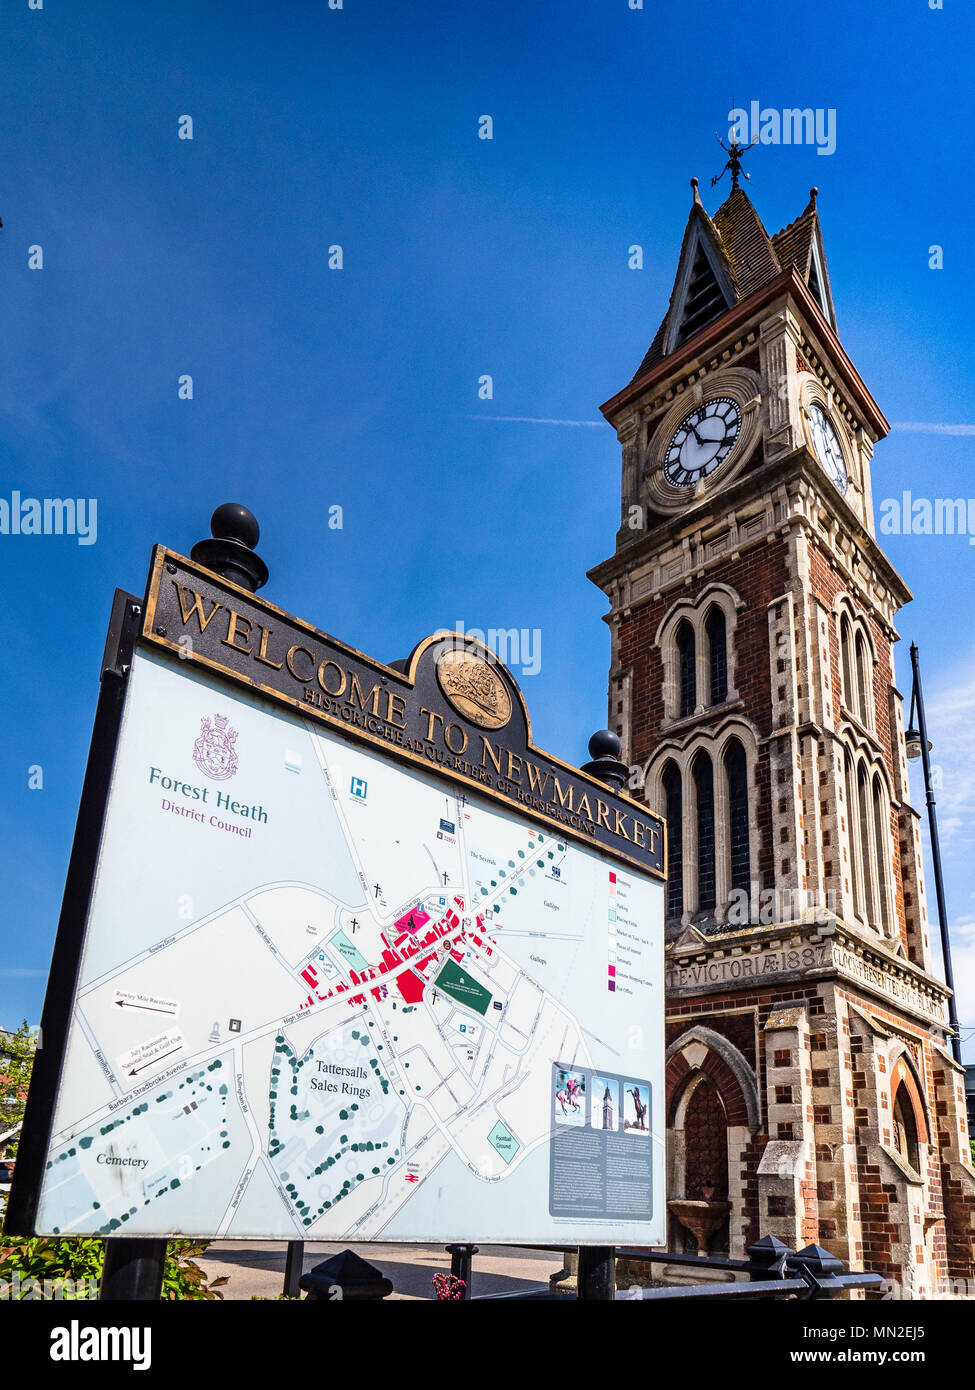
143, 549, 664, 877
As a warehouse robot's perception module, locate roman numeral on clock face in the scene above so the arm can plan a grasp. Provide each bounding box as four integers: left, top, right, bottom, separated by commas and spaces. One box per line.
662, 396, 742, 488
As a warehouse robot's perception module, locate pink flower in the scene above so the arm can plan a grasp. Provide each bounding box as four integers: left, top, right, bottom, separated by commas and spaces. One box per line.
432, 1272, 467, 1301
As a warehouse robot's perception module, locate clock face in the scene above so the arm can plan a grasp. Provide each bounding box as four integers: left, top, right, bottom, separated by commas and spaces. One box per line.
808, 403, 848, 493
663, 397, 742, 487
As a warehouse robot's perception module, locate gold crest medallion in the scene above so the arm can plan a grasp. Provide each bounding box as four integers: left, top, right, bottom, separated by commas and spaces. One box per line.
436, 647, 512, 730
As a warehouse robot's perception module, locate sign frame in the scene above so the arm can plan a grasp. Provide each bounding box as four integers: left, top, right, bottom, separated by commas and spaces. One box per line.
7, 550, 666, 1242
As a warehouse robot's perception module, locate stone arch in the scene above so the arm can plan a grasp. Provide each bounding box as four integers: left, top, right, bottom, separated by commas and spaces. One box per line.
832, 593, 878, 731
888, 1045, 931, 1148
838, 735, 897, 937
655, 583, 745, 725
665, 1026, 760, 1257
665, 1025, 761, 1131
645, 718, 762, 926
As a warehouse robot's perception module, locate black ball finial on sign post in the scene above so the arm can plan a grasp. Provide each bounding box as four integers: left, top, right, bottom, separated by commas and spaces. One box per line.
191, 503, 269, 593
581, 729, 630, 793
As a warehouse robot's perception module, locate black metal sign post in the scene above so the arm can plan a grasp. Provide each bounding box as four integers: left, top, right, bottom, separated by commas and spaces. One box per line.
7, 504, 665, 1300
283, 1241, 305, 1299
5, 589, 137, 1234
100, 1238, 169, 1301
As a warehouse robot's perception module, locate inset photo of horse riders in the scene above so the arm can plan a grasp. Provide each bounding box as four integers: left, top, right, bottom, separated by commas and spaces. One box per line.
553, 1066, 587, 1127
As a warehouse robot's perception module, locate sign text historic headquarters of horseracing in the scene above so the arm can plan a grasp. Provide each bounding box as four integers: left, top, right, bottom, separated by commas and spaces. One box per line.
11, 547, 666, 1245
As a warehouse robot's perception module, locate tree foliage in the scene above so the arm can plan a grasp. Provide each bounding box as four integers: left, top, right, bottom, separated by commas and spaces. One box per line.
0, 1020, 36, 1157
0, 1236, 228, 1300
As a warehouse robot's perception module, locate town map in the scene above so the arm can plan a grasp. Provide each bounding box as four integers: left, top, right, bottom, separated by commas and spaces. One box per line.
36, 649, 664, 1243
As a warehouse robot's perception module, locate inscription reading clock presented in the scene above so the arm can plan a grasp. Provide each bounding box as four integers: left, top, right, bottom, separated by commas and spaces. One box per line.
808, 402, 848, 493
663, 397, 742, 487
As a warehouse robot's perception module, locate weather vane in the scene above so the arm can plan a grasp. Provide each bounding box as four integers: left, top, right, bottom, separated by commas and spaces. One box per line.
711, 133, 758, 192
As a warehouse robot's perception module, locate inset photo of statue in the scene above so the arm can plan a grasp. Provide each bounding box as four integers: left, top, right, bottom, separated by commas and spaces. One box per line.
623, 1082, 650, 1136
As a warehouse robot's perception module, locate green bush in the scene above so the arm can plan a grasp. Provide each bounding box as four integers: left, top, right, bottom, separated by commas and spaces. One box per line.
0, 1235, 228, 1300
0, 1020, 34, 1159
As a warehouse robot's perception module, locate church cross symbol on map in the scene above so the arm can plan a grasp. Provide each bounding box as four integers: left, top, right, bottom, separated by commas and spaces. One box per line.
350, 918, 359, 934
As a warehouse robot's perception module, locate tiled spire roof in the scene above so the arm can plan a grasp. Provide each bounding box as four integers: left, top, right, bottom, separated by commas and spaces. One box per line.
711, 187, 780, 298
631, 184, 834, 383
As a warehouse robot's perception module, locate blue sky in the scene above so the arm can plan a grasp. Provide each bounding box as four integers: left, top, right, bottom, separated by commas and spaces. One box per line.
2, 0, 974, 1054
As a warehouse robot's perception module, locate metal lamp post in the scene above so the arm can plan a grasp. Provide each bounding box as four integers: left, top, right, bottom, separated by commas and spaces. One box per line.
904, 641, 962, 1065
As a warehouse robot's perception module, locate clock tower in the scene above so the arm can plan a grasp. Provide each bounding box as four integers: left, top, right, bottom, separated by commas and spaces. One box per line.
588, 170, 975, 1295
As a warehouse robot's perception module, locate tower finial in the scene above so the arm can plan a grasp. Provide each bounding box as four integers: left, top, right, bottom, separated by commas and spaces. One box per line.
711, 133, 757, 193
690, 176, 702, 205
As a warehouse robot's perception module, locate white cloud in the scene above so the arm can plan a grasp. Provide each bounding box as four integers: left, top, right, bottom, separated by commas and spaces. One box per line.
891, 422, 975, 436
468, 415, 604, 427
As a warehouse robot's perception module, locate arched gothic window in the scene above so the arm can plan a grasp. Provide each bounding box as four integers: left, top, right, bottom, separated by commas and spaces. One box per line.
872, 774, 892, 935
837, 604, 875, 731
693, 751, 716, 912
657, 587, 741, 726
891, 1082, 920, 1170
840, 614, 854, 712
724, 739, 750, 893
676, 620, 696, 718
663, 761, 683, 920
854, 630, 870, 724
651, 729, 756, 925
705, 606, 728, 706
856, 763, 876, 927
844, 751, 862, 919
844, 748, 895, 935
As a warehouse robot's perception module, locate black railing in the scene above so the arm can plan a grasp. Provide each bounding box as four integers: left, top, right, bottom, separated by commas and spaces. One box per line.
446, 1236, 884, 1302
292, 1235, 885, 1301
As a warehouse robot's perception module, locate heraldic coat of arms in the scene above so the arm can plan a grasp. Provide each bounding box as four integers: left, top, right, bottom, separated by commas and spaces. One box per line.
192, 713, 239, 781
